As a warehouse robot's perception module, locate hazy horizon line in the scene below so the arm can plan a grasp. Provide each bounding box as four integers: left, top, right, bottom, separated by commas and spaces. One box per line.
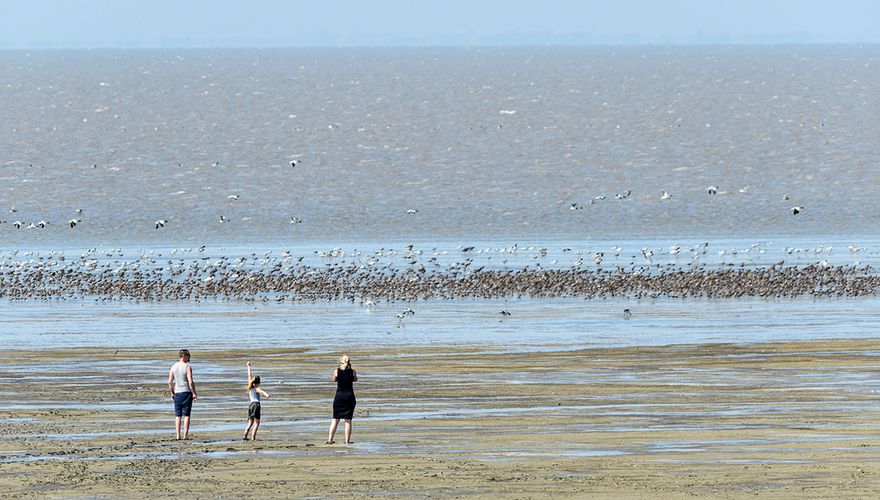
2, 30, 878, 51
1, 41, 878, 52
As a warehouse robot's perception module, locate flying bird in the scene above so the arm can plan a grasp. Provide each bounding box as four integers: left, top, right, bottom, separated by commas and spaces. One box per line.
791, 206, 803, 215
155, 219, 167, 229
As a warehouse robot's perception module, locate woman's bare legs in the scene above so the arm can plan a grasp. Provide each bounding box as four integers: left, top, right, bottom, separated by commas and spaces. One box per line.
327, 418, 340, 443
344, 419, 353, 444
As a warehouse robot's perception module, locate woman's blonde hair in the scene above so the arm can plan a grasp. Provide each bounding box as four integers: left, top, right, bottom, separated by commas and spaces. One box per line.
338, 355, 351, 371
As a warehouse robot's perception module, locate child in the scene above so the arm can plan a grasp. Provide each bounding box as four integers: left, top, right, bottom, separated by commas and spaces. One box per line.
243, 361, 270, 441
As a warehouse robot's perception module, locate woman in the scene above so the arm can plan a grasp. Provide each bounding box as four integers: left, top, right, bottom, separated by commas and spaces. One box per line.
327, 354, 358, 444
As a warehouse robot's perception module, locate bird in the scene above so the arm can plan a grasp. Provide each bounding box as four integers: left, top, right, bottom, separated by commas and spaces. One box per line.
219, 215, 228, 223
289, 217, 302, 224
9, 207, 16, 213
37, 220, 48, 228
395, 307, 415, 327
155, 219, 167, 229
623, 308, 632, 320
12, 221, 22, 229
500, 310, 511, 316
660, 191, 672, 200
289, 159, 299, 168
791, 206, 803, 215
68, 219, 80, 228
406, 209, 418, 214
707, 185, 718, 195
227, 194, 239, 201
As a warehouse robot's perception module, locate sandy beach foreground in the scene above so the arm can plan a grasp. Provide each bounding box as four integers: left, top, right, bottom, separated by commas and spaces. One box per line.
1, 340, 879, 498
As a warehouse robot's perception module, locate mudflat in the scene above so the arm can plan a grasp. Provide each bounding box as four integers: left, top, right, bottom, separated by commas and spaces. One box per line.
1, 339, 879, 498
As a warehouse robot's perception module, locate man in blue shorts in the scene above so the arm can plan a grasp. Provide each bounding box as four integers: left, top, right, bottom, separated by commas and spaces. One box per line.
168, 348, 197, 440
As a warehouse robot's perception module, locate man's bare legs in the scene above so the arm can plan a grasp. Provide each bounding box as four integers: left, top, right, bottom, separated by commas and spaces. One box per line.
182, 416, 191, 439
175, 416, 183, 440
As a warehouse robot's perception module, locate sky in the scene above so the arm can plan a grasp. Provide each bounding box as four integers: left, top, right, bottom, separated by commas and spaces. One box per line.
1, 0, 878, 49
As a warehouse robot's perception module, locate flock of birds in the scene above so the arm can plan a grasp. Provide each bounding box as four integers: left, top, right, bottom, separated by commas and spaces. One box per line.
2, 158, 874, 327
3, 158, 810, 234
0, 244, 876, 324
567, 185, 804, 215
3, 159, 306, 232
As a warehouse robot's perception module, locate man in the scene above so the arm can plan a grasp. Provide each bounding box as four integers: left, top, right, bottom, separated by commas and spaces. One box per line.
168, 348, 197, 440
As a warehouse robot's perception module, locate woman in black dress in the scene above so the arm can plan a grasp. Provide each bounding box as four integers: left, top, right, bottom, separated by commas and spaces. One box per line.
327, 354, 358, 444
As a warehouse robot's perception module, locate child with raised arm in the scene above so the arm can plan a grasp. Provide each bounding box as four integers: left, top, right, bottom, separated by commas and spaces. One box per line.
243, 361, 270, 441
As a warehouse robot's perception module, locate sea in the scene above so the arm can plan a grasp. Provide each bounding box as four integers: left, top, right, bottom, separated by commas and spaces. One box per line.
1, 45, 879, 351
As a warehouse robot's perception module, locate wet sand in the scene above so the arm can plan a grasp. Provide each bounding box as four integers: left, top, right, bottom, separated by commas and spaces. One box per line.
1, 339, 879, 498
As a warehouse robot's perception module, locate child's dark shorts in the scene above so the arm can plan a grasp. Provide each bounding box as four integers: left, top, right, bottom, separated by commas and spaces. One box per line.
248, 402, 261, 420
174, 392, 193, 417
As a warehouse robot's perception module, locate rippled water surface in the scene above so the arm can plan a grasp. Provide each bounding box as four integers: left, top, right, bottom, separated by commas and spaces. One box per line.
1, 46, 878, 245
